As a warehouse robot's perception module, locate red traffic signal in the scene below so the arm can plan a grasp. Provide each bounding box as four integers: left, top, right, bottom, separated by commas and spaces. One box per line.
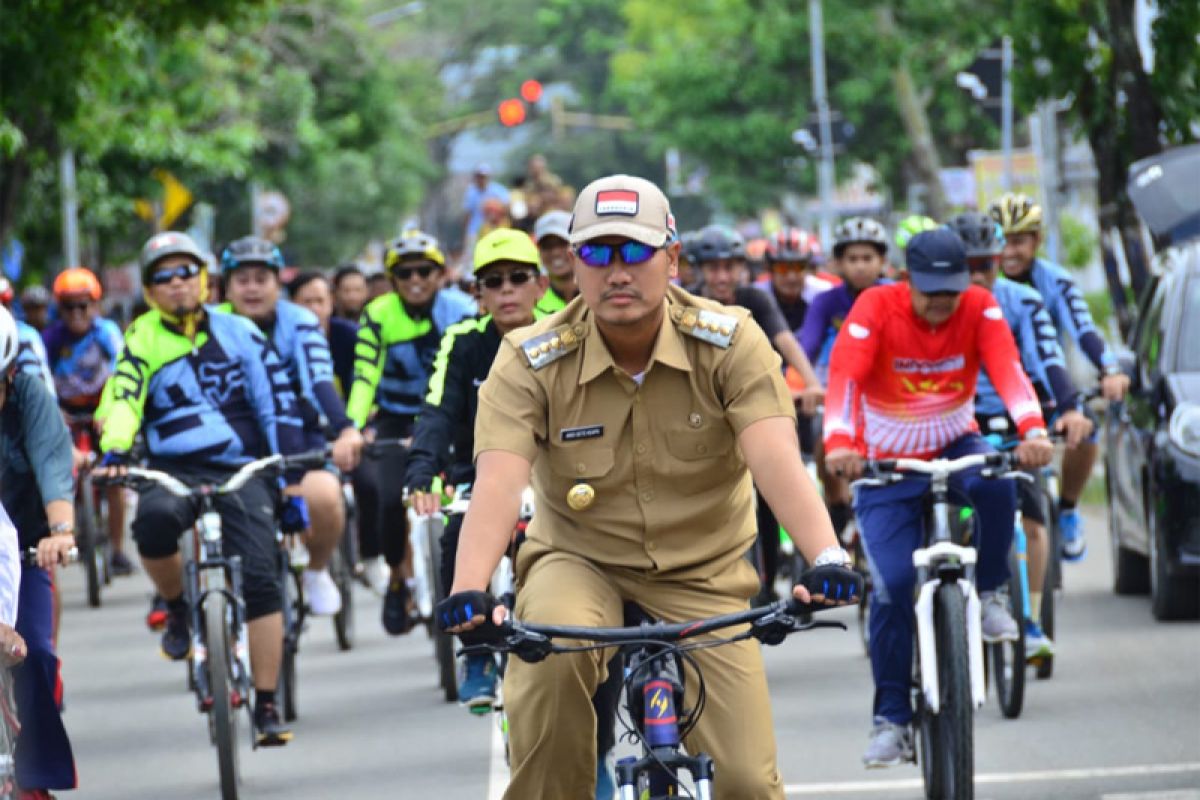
520, 79, 544, 104
497, 98, 527, 127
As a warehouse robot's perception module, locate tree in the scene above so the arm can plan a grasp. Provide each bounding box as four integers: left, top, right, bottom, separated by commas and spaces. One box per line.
613, 0, 1005, 217
1012, 0, 1199, 328
0, 0, 258, 250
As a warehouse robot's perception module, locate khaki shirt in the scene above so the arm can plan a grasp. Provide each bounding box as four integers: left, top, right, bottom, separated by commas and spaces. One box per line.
474, 285, 795, 577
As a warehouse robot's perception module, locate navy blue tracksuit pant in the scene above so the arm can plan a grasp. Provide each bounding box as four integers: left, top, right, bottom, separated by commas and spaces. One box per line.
854, 435, 1016, 725
14, 564, 76, 790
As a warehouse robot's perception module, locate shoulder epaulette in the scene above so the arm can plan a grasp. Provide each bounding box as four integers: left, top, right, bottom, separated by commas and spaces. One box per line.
671, 305, 738, 349
520, 323, 586, 370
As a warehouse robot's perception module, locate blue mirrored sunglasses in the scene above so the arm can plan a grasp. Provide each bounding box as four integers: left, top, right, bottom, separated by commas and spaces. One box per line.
574, 241, 658, 268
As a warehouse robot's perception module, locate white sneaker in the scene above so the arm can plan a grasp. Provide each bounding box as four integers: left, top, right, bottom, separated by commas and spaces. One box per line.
302, 568, 343, 615
361, 556, 389, 597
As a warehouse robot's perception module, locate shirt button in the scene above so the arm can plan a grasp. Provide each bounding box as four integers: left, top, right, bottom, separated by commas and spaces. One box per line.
647, 541, 657, 551
641, 491, 654, 502
697, 444, 708, 455
577, 464, 587, 474
635, 443, 647, 455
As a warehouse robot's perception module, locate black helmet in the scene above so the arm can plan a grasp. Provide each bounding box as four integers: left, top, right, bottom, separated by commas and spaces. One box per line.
220, 235, 285, 276
946, 212, 1005, 258
680, 231, 701, 265
692, 225, 746, 263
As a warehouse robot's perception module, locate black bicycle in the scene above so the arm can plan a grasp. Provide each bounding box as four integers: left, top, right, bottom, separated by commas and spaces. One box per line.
109, 454, 322, 800
466, 597, 847, 798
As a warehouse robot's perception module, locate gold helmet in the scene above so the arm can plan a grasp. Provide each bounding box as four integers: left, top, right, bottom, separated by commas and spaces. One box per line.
989, 193, 1042, 235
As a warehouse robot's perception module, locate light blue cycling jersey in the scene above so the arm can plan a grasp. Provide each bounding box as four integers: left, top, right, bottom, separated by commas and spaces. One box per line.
976, 277, 1075, 417
220, 299, 350, 435
1009, 257, 1116, 371
101, 307, 304, 467
15, 321, 53, 391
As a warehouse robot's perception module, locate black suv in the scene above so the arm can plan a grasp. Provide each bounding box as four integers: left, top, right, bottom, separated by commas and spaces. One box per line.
1104, 144, 1200, 620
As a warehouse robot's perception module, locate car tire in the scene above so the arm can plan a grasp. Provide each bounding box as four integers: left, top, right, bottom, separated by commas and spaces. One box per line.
1149, 506, 1200, 621
1108, 474, 1149, 595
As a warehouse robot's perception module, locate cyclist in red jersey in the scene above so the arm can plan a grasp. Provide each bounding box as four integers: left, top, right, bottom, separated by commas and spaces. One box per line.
823, 229, 1054, 767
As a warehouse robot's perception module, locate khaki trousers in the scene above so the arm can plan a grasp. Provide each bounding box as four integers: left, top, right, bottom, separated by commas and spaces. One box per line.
504, 542, 784, 800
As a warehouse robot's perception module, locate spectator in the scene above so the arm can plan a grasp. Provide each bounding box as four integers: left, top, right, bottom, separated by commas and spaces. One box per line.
462, 164, 511, 248
367, 271, 390, 302
333, 265, 369, 321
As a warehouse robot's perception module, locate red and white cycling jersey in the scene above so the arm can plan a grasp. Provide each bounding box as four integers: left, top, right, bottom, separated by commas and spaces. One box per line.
823, 283, 1044, 459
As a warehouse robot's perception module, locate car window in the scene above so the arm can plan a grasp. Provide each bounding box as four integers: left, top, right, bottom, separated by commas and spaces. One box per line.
1176, 277, 1200, 372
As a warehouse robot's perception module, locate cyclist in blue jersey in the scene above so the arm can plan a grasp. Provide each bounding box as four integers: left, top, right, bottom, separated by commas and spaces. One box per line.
346, 230, 477, 635
96, 231, 309, 746
949, 213, 1094, 658
43, 268, 132, 574
990, 194, 1129, 561
0, 279, 53, 390
221, 237, 365, 616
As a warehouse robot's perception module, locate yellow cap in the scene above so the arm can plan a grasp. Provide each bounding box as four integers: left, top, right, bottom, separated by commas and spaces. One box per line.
473, 228, 540, 275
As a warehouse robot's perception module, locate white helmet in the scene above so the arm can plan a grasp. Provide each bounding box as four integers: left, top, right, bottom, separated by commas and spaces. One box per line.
0, 306, 20, 374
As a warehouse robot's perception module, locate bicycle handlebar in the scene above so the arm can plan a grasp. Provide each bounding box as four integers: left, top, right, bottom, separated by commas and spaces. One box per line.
22, 547, 79, 566
467, 598, 846, 664
851, 451, 1023, 490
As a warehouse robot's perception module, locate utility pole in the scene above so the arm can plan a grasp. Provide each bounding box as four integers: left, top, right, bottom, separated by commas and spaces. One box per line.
60, 149, 80, 269
809, 0, 835, 247
1001, 35, 1014, 191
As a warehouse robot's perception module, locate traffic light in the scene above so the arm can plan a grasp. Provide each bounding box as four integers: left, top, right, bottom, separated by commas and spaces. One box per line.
520, 79, 543, 104
497, 98, 527, 127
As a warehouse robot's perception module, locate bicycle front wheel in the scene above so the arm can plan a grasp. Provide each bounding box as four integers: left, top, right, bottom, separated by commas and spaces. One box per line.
206, 595, 241, 800
991, 570, 1026, 719
428, 517, 458, 702
330, 540, 355, 652
280, 566, 300, 722
77, 485, 102, 608
919, 583, 974, 800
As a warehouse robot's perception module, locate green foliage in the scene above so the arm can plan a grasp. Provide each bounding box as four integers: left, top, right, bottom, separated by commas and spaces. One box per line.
613, 0, 1004, 215
1, 0, 440, 270
1059, 212, 1098, 271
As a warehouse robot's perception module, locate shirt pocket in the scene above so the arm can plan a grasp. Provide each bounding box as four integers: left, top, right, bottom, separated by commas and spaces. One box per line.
548, 443, 616, 481
664, 424, 736, 496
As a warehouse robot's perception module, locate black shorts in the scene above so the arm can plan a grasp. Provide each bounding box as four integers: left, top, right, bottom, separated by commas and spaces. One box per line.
132, 461, 282, 620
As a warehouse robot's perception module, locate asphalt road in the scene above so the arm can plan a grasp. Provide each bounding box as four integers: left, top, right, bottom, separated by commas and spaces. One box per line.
54, 505, 1200, 799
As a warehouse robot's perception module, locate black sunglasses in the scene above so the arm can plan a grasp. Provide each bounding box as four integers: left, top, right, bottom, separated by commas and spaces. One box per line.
60, 301, 91, 313
966, 256, 999, 274
392, 265, 436, 281
479, 269, 536, 290
150, 263, 202, 285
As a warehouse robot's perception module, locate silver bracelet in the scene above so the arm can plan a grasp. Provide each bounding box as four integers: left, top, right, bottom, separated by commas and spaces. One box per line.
812, 544, 852, 567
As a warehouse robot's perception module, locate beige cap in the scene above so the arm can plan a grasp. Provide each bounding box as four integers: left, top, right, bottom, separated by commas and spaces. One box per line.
568, 175, 676, 247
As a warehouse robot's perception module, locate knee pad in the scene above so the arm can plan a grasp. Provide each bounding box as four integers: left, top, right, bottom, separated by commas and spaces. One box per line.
132, 515, 181, 559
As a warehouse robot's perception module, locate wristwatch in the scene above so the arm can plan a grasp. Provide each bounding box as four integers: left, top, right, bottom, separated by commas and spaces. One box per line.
813, 545, 853, 568
1102, 364, 1123, 377
1023, 427, 1048, 441
49, 522, 75, 537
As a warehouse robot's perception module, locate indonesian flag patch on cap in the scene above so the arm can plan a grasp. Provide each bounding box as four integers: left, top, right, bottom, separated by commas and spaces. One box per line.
595, 190, 639, 216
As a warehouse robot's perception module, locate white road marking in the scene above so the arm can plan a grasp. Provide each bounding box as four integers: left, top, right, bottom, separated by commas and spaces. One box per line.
487, 711, 508, 800
1102, 792, 1200, 800
783, 761, 1200, 795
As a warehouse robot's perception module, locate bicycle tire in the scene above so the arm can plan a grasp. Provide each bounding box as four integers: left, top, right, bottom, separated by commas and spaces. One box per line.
428, 519, 458, 702
281, 569, 300, 722
206, 595, 241, 800
1038, 479, 1059, 679
77, 485, 102, 608
331, 542, 355, 652
919, 584, 974, 800
991, 571, 1026, 719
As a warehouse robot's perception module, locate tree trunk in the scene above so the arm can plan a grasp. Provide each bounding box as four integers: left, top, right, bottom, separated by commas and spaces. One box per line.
875, 6, 947, 219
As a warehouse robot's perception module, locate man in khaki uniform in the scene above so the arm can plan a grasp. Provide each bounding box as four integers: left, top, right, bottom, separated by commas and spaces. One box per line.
440, 175, 859, 799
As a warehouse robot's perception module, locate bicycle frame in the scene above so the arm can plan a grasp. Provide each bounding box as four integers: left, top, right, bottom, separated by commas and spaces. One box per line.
863, 456, 994, 713
187, 508, 252, 716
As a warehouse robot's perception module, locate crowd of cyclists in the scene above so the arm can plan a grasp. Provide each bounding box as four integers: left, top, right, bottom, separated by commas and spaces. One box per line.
0, 159, 1129, 798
